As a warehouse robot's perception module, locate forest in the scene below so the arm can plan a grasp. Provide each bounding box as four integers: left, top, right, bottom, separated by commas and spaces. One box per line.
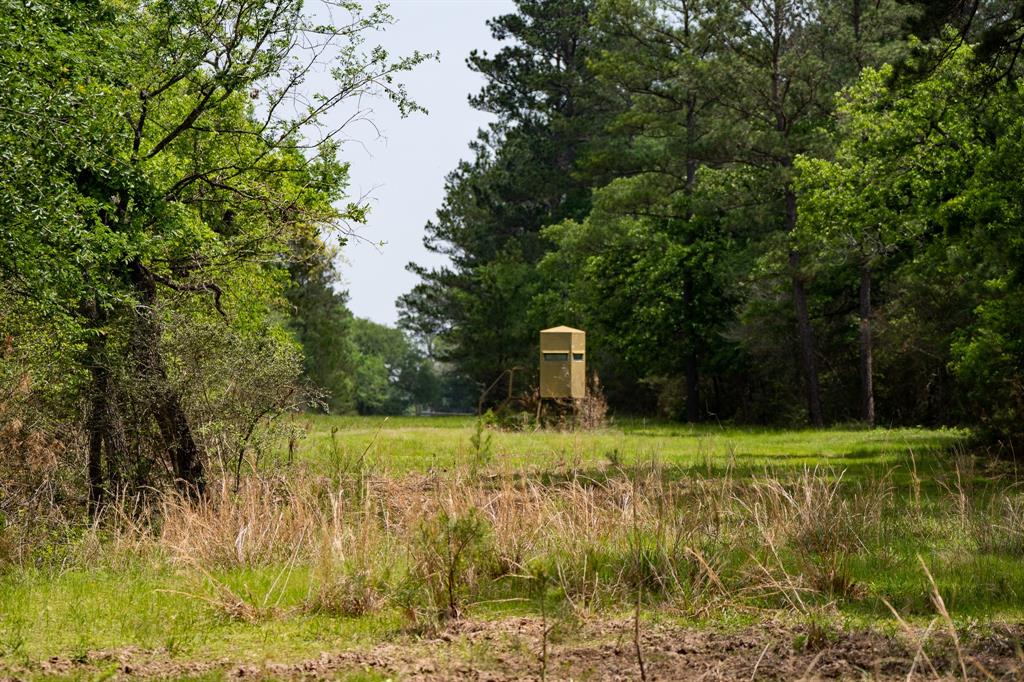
400, 0, 1024, 444
4, 0, 1024, 679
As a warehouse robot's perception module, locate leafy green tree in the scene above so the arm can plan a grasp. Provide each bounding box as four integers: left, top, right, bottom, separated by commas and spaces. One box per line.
286, 235, 357, 414
709, 0, 914, 425
798, 39, 1024, 442
350, 318, 439, 415
558, 0, 730, 420
796, 53, 978, 425
0, 0, 426, 504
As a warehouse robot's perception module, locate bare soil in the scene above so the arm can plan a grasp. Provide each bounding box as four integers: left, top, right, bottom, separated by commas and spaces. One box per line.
6, 617, 1024, 680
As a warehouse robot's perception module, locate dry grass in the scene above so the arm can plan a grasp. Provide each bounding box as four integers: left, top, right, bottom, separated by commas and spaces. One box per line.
30, 452, 993, 625
0, 373, 82, 567
6, 428, 1024, 676
574, 374, 609, 430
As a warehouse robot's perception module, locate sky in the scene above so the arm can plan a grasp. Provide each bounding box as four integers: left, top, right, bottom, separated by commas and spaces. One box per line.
334, 0, 515, 325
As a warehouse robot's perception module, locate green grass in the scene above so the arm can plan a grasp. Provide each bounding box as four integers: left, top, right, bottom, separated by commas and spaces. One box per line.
0, 565, 400, 666
293, 414, 965, 476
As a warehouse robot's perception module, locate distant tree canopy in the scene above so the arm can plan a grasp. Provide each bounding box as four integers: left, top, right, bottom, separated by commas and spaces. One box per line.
401, 0, 1024, 449
349, 317, 441, 415
398, 0, 609, 406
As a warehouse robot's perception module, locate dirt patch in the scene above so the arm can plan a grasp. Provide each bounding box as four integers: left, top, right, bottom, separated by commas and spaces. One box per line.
5, 617, 1024, 680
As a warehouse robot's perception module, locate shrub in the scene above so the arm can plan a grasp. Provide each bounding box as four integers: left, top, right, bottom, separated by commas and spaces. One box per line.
407, 506, 493, 622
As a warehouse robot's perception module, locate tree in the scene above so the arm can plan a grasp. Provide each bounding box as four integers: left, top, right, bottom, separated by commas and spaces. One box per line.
567, 0, 731, 421
0, 0, 427, 504
794, 65, 922, 427
399, 0, 614, 406
797, 39, 1024, 441
286, 235, 357, 414
350, 319, 439, 415
709, 0, 914, 426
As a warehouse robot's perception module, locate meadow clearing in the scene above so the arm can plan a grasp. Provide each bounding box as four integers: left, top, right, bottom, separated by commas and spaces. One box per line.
7, 0, 1024, 677
3, 416, 1024, 680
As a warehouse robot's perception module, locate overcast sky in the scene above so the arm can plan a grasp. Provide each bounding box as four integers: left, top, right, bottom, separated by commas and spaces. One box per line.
335, 0, 515, 325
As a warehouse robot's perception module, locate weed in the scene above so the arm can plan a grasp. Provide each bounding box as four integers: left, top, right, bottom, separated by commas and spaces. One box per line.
0, 620, 26, 663
793, 609, 839, 651
469, 418, 493, 471
163, 613, 200, 657
574, 373, 608, 430
409, 506, 493, 622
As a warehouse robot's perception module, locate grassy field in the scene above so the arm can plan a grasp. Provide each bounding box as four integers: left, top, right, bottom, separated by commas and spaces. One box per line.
295, 414, 963, 474
4, 416, 1024, 680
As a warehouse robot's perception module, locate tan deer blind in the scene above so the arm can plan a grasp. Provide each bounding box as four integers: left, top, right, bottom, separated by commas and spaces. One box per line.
539, 326, 586, 399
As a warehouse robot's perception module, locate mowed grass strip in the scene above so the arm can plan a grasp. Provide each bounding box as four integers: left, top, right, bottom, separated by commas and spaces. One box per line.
295, 414, 964, 475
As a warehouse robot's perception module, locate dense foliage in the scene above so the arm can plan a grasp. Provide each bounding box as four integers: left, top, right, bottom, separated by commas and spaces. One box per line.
0, 0, 431, 502
401, 0, 1024, 447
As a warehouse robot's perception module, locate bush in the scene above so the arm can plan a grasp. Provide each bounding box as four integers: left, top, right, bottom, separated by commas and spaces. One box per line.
951, 287, 1024, 452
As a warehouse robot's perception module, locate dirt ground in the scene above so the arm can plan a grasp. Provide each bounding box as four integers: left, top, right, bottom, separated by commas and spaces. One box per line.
7, 617, 1024, 680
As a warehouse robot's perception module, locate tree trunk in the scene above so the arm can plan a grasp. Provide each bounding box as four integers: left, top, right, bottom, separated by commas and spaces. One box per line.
83, 293, 133, 516
786, 189, 824, 427
858, 263, 875, 427
83, 298, 108, 518
685, 350, 700, 423
104, 401, 128, 494
129, 259, 205, 497
157, 389, 204, 495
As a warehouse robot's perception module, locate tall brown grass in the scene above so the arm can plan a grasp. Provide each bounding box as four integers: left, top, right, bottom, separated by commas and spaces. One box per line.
4, 444, 1023, 651
0, 372, 82, 567
85, 460, 887, 618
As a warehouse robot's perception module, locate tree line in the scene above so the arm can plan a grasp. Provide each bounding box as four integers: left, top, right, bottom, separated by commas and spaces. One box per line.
3, 0, 1024, 507
399, 0, 1024, 447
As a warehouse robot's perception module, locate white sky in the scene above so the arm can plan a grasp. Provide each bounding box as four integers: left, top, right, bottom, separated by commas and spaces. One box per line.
336, 0, 515, 325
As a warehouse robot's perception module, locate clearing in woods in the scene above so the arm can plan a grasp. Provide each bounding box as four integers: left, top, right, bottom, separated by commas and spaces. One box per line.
5, 417, 1024, 680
